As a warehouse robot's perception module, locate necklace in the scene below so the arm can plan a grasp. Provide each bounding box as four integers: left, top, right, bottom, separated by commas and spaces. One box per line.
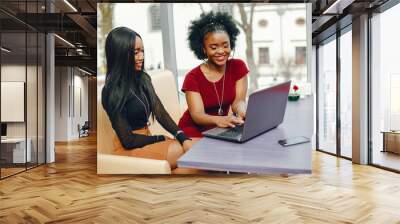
207, 62, 226, 116
132, 89, 151, 126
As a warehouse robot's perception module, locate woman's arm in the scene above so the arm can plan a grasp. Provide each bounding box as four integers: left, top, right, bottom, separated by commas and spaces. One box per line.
110, 108, 165, 149
185, 91, 215, 126
186, 91, 243, 128
145, 76, 189, 145
152, 92, 190, 144
231, 75, 248, 118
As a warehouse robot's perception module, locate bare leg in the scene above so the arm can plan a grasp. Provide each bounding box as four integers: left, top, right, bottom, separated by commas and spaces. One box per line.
166, 141, 185, 169
171, 137, 208, 174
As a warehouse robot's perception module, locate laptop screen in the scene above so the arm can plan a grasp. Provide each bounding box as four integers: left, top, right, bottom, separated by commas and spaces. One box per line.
1, 123, 7, 137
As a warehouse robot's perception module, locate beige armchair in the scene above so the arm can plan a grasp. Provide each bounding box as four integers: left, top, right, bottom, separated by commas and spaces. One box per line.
97, 70, 183, 174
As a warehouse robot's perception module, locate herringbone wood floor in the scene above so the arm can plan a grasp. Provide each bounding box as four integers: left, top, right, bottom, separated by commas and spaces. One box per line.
1, 135, 400, 224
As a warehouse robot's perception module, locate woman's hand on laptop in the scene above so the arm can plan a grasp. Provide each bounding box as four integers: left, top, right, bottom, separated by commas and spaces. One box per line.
213, 115, 244, 128
235, 101, 247, 119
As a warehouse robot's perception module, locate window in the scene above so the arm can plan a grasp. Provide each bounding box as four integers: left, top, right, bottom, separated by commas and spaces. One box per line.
113, 4, 164, 72
258, 19, 268, 28
295, 46, 306, 65
390, 74, 400, 130
339, 29, 352, 158
216, 3, 233, 14
172, 3, 308, 95
371, 3, 400, 171
258, 47, 270, 65
149, 5, 161, 31
317, 38, 337, 155
296, 17, 305, 26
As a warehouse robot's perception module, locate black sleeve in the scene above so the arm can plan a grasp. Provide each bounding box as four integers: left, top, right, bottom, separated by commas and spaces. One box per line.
145, 75, 190, 145
102, 87, 165, 149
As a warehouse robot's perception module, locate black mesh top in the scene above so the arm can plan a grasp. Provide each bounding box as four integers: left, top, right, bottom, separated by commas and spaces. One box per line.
102, 74, 189, 149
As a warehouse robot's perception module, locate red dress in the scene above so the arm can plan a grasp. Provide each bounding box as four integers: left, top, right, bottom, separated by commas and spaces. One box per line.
178, 59, 249, 138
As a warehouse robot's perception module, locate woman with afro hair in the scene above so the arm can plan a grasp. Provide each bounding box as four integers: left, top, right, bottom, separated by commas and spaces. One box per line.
178, 11, 249, 138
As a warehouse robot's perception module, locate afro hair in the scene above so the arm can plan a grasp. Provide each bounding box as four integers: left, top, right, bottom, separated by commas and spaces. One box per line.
187, 11, 240, 60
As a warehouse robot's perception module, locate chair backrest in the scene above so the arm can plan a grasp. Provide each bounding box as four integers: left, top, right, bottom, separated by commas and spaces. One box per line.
97, 70, 182, 154
98, 78, 116, 154
82, 121, 89, 129
148, 70, 182, 137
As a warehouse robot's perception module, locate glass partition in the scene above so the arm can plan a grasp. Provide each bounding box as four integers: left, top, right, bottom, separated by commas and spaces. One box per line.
0, 1, 46, 179
1, 31, 28, 178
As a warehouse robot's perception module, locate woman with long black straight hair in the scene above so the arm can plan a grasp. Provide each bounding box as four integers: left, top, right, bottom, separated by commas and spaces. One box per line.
102, 27, 195, 172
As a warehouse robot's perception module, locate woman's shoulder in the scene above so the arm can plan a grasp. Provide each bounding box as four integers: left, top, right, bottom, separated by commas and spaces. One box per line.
141, 71, 152, 81
229, 58, 247, 67
181, 65, 203, 92
228, 58, 249, 80
185, 65, 202, 80
140, 72, 155, 88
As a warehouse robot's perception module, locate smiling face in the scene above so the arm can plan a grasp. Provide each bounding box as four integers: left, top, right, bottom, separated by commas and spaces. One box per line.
134, 36, 144, 71
203, 31, 231, 66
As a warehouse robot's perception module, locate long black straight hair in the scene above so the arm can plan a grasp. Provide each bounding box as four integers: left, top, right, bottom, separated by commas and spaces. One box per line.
103, 27, 156, 117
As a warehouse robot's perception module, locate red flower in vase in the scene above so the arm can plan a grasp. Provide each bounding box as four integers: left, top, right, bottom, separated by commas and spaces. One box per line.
288, 85, 300, 101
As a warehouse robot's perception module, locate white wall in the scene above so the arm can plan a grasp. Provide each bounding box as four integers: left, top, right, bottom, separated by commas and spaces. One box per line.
1, 65, 26, 138
1, 65, 26, 82
72, 73, 89, 138
55, 67, 69, 141
54, 67, 89, 141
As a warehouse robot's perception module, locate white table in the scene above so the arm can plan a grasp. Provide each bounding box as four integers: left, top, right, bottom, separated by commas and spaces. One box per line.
178, 96, 314, 174
1, 138, 31, 163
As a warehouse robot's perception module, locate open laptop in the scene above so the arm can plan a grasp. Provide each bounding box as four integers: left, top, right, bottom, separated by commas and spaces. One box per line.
203, 81, 291, 143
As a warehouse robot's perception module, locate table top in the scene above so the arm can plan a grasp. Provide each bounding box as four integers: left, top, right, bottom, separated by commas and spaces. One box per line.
178, 96, 314, 174
381, 131, 400, 134
1, 138, 28, 143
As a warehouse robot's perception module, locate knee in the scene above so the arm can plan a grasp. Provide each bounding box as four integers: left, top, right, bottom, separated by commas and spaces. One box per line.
168, 142, 184, 156
166, 142, 184, 168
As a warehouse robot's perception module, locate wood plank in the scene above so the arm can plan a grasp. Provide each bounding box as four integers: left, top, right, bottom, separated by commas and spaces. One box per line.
0, 134, 399, 223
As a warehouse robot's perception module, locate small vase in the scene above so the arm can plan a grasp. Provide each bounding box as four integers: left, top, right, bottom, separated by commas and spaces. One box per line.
288, 94, 300, 101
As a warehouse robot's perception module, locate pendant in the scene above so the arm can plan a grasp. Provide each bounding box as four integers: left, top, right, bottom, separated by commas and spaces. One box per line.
147, 121, 151, 126
218, 108, 223, 116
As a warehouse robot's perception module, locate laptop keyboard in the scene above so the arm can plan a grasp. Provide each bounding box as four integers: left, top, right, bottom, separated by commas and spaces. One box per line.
218, 125, 244, 138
